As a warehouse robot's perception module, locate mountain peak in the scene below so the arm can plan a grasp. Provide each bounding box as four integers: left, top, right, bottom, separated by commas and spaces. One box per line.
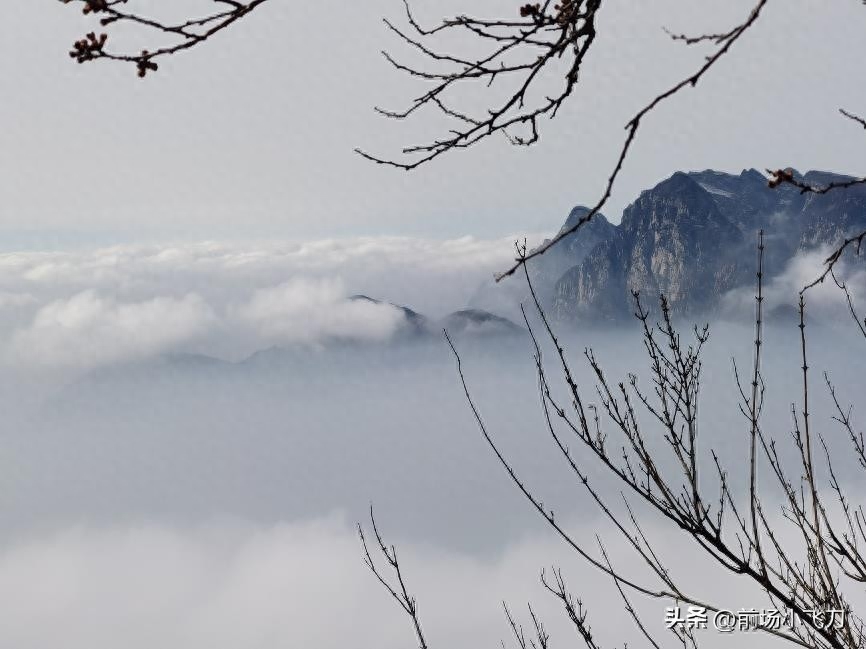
552, 167, 866, 322
559, 206, 611, 233
802, 169, 858, 187
620, 170, 726, 233
653, 170, 706, 195
443, 309, 523, 337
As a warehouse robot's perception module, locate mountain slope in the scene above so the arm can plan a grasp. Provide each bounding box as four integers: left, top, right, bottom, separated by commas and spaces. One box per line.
468, 206, 617, 317
554, 172, 746, 320
483, 168, 866, 324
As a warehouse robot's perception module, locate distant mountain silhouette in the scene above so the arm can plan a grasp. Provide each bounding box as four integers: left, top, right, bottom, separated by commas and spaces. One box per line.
349, 295, 524, 340
442, 309, 524, 336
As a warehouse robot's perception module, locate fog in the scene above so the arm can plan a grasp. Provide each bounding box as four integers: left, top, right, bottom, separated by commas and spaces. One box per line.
0, 237, 864, 648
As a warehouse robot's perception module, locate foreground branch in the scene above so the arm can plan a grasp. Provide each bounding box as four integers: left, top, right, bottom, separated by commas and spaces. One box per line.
494, 0, 769, 281
61, 0, 270, 76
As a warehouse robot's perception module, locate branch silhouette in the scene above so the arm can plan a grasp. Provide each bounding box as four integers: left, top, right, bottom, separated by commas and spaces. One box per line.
61, 0, 270, 77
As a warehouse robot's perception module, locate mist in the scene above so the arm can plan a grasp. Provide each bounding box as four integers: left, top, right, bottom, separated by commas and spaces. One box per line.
0, 236, 864, 648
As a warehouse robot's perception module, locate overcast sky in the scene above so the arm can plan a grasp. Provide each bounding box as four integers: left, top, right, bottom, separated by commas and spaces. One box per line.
3, 6, 866, 646
0, 0, 864, 245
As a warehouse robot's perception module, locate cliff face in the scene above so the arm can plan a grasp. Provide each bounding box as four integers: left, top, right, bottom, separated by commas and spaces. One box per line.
539, 169, 866, 322
554, 172, 746, 320
528, 206, 618, 296
690, 168, 866, 262
467, 206, 617, 317
794, 172, 866, 249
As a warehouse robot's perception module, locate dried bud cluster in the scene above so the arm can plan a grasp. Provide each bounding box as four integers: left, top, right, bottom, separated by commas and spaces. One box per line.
519, 1, 579, 27
136, 52, 158, 78
60, 0, 269, 78
554, 0, 576, 25
60, 0, 108, 14
767, 168, 795, 189
69, 31, 107, 63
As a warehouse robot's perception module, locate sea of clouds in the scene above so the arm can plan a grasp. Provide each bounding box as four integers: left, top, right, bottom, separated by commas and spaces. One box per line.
0, 236, 864, 649
3, 511, 837, 649
0, 236, 530, 372
0, 236, 862, 374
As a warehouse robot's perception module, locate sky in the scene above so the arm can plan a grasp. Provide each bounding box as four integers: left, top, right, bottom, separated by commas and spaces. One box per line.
1, 0, 865, 243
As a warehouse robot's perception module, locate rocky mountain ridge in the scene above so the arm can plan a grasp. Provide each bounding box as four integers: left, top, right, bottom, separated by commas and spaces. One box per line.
475, 168, 866, 322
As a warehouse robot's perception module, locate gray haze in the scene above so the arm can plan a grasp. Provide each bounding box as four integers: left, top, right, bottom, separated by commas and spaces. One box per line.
2, 1, 866, 242
1, 305, 864, 648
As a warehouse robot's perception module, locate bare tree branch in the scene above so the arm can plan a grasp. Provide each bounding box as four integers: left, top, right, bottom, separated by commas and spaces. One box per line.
494, 0, 769, 281
440, 232, 856, 649
359, 507, 429, 649
801, 228, 866, 294
356, 0, 603, 170
60, 0, 270, 76
764, 108, 866, 295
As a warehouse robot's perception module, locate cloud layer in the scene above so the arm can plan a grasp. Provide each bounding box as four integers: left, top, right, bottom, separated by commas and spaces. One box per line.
11, 291, 215, 368
0, 237, 861, 371
0, 236, 524, 370
720, 245, 866, 322
0, 240, 862, 649
0, 514, 752, 649
2, 509, 849, 649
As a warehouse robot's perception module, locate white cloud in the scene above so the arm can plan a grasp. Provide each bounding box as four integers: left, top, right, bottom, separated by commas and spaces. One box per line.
0, 291, 36, 310
0, 236, 523, 369
0, 516, 519, 649
768, 247, 866, 308
0, 510, 833, 649
9, 291, 215, 368
0, 237, 862, 370
721, 246, 866, 321
235, 278, 404, 345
